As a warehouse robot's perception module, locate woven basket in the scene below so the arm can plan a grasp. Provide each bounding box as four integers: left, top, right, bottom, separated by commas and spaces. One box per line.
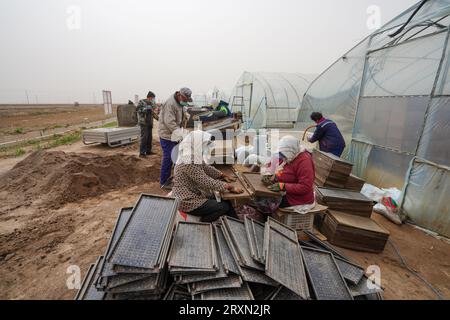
274, 210, 315, 233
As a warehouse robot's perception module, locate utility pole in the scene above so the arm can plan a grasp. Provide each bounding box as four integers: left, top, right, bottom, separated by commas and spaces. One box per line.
25, 90, 30, 104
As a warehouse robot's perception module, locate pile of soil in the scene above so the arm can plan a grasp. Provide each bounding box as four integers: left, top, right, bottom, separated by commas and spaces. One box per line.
0, 150, 160, 209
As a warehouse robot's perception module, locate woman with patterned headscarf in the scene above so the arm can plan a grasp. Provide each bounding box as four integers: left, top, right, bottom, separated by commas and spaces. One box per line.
172, 130, 243, 222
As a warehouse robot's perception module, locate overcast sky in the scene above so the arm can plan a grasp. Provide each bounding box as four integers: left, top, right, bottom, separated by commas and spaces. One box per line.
0, 0, 417, 104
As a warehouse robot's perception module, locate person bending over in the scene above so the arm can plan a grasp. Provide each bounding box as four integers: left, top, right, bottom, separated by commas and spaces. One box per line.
308, 112, 346, 157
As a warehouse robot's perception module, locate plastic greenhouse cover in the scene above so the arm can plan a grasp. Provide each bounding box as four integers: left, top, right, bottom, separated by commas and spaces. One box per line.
369, 16, 450, 52
435, 34, 450, 95
417, 97, 450, 166
298, 38, 369, 137
246, 84, 266, 128
362, 32, 446, 97
232, 72, 312, 108
258, 73, 312, 109
379, 0, 450, 33
363, 144, 413, 189
403, 159, 450, 237
348, 140, 373, 178
353, 96, 429, 154
230, 72, 314, 129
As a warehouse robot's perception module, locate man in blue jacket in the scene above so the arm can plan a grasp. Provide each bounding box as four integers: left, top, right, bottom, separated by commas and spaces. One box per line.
308, 112, 346, 157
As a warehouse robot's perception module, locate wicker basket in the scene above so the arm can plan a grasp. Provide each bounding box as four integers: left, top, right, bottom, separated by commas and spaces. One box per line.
274, 210, 315, 233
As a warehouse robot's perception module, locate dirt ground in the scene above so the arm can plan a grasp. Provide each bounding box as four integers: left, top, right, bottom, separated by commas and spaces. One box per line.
0, 137, 165, 300
342, 214, 450, 300
0, 104, 117, 144
0, 131, 449, 300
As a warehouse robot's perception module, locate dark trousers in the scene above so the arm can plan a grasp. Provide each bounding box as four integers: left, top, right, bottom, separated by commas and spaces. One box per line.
325, 146, 345, 158
160, 138, 178, 186
140, 125, 152, 155
279, 196, 290, 208
188, 199, 238, 223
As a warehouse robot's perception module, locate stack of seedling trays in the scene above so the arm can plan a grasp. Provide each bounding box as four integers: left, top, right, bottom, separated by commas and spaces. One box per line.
74, 256, 107, 300
320, 210, 390, 253
300, 230, 384, 300
165, 216, 368, 300
312, 150, 353, 189
169, 222, 250, 300
76, 194, 179, 300
316, 187, 374, 218
77, 199, 384, 300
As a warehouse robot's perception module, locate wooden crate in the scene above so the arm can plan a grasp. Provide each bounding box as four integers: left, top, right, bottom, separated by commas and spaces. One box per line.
320, 210, 390, 253
344, 174, 366, 192
313, 150, 353, 189
315, 187, 374, 218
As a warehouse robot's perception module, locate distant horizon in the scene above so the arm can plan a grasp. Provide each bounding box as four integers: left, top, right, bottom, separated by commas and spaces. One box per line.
0, 0, 418, 104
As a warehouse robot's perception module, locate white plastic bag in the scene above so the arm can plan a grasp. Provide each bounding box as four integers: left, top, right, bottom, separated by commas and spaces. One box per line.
361, 183, 402, 225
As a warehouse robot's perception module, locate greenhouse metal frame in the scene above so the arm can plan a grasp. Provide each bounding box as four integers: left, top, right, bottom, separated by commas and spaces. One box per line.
297, 0, 450, 237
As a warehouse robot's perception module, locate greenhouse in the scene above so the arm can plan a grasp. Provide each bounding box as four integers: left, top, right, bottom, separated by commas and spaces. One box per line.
229, 72, 316, 129
296, 0, 450, 237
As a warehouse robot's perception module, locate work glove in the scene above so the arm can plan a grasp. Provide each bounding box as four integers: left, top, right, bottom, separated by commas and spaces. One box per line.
261, 174, 277, 186
267, 183, 285, 192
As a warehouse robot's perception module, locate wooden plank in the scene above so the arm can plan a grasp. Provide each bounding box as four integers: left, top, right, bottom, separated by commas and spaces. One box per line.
213, 165, 252, 200
221, 178, 252, 200
242, 172, 281, 197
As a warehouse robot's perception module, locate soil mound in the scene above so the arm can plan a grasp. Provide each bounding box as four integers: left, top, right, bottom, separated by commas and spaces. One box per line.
0, 150, 160, 209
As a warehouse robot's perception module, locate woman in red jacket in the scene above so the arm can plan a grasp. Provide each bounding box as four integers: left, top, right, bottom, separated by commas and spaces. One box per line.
265, 135, 315, 208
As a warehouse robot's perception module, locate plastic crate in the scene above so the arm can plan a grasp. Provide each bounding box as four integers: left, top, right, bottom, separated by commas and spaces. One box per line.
274, 211, 315, 233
